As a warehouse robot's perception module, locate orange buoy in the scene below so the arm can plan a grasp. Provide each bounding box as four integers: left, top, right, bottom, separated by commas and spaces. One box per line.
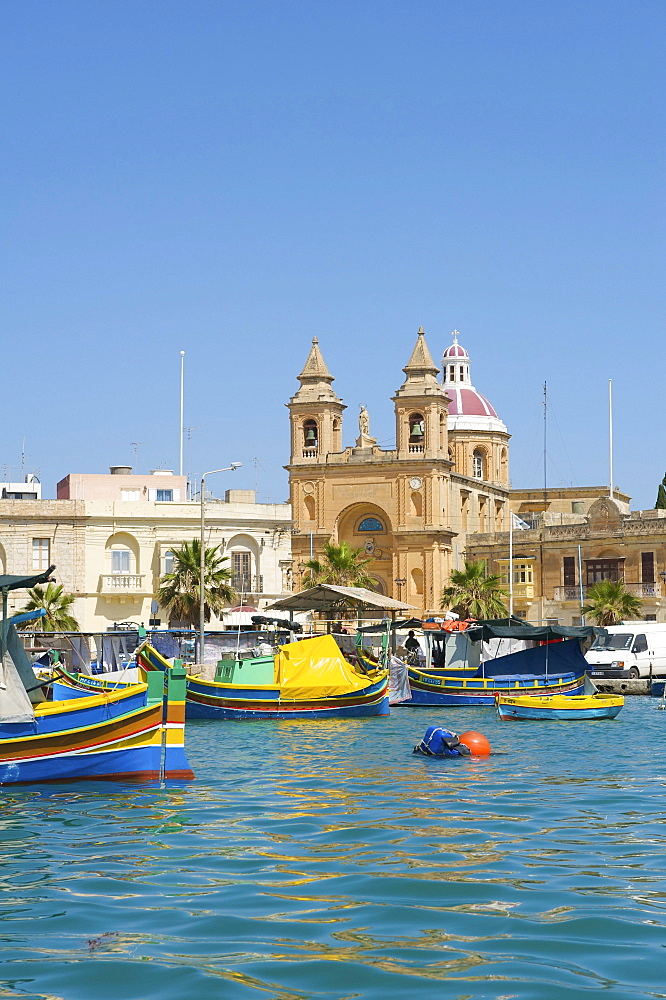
459, 730, 491, 755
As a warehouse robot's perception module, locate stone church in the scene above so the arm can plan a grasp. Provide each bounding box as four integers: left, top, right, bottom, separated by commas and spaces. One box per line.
286, 327, 511, 613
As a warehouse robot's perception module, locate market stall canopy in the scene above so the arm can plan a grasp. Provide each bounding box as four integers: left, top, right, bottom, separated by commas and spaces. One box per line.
465, 619, 605, 643
267, 585, 416, 613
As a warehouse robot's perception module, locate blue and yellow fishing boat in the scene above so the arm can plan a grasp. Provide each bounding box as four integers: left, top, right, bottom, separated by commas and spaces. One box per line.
359, 619, 602, 707
496, 692, 624, 721
138, 633, 389, 720
0, 570, 193, 784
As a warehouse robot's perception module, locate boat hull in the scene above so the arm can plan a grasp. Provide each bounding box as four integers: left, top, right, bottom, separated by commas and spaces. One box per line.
0, 667, 193, 785
496, 693, 624, 721
403, 669, 585, 706
185, 674, 390, 720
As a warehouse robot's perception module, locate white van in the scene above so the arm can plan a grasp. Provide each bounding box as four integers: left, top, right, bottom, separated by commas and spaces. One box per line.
585, 622, 666, 679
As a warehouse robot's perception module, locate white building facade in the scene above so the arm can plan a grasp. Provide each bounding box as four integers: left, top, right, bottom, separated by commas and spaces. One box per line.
0, 469, 292, 630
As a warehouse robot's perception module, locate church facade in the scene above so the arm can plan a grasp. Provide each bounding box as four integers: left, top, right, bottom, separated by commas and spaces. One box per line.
286, 327, 511, 613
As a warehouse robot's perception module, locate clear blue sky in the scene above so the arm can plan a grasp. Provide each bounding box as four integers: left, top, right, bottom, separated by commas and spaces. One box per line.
2, 1, 664, 507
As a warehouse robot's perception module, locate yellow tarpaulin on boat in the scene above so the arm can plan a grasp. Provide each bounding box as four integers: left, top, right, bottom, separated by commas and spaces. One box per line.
276, 634, 378, 700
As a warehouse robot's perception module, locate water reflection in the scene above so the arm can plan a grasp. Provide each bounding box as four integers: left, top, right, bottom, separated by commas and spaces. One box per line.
1, 702, 666, 997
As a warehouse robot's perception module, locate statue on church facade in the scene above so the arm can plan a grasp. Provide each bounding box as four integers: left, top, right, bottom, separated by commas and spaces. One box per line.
356, 404, 377, 448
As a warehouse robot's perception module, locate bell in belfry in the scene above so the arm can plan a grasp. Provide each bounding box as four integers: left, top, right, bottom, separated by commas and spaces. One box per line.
411, 421, 424, 438
304, 425, 317, 443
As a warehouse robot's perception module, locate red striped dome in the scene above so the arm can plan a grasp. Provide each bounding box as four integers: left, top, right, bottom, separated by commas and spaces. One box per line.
445, 386, 498, 417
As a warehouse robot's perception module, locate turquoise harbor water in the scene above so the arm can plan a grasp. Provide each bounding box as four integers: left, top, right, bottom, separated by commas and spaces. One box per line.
2, 699, 666, 1000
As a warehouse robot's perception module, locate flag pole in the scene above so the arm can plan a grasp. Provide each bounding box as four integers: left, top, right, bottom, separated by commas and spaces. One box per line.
509, 510, 514, 618
609, 378, 614, 501
179, 351, 185, 477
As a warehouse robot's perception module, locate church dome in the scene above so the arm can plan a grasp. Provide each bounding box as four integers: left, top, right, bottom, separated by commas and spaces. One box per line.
441, 331, 507, 433
442, 341, 469, 360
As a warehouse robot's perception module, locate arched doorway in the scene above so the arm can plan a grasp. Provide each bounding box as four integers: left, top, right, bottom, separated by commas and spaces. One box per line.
335, 503, 393, 597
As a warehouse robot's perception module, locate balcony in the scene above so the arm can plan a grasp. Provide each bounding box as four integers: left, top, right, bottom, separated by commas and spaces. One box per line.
302, 448, 318, 459
408, 444, 424, 454
99, 573, 147, 595
553, 582, 661, 603
626, 582, 661, 599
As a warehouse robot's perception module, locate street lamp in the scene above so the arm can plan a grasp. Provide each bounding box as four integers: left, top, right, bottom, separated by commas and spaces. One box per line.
394, 578, 406, 598
199, 463, 242, 664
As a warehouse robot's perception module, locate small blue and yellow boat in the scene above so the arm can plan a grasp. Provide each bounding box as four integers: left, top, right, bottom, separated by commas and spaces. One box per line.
496, 692, 624, 721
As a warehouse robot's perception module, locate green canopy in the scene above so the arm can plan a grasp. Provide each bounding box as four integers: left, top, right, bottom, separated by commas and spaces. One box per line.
0, 566, 56, 592
466, 619, 605, 642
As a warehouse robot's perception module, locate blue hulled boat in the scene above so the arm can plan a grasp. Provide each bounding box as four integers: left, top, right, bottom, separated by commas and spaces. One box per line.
365, 618, 602, 707
138, 633, 389, 720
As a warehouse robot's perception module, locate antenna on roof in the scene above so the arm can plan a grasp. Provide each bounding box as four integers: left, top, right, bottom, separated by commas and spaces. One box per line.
130, 442, 145, 470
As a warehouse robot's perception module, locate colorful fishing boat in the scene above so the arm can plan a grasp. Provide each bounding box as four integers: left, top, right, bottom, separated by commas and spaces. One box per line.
0, 570, 193, 784
496, 692, 624, 721
137, 633, 389, 720
363, 619, 603, 707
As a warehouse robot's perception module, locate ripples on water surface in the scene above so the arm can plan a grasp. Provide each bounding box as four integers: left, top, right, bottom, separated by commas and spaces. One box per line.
2, 699, 666, 999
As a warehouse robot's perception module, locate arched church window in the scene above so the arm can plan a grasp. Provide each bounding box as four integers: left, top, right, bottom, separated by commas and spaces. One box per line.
304, 495, 315, 521
303, 419, 318, 452
409, 413, 425, 445
358, 517, 384, 532
473, 449, 485, 479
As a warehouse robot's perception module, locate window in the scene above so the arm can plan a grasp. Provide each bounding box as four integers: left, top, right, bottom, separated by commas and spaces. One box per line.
633, 634, 648, 653
460, 492, 469, 530
232, 551, 251, 591
513, 563, 533, 584
163, 550, 175, 575
156, 489, 173, 502
121, 490, 140, 501
459, 365, 464, 381
448, 365, 455, 381
111, 549, 131, 574
641, 552, 655, 584
32, 538, 50, 570
586, 559, 623, 585
358, 517, 384, 532
591, 633, 632, 651
473, 449, 484, 479
563, 557, 576, 587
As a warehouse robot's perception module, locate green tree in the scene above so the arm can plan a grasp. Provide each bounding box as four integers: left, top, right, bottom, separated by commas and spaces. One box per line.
581, 579, 642, 626
656, 472, 666, 509
303, 539, 377, 590
156, 539, 236, 627
19, 583, 80, 632
440, 559, 509, 619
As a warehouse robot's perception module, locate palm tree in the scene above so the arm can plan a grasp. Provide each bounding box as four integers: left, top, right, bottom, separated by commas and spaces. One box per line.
303, 539, 377, 590
581, 579, 642, 626
19, 583, 80, 632
156, 539, 236, 627
441, 560, 509, 619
